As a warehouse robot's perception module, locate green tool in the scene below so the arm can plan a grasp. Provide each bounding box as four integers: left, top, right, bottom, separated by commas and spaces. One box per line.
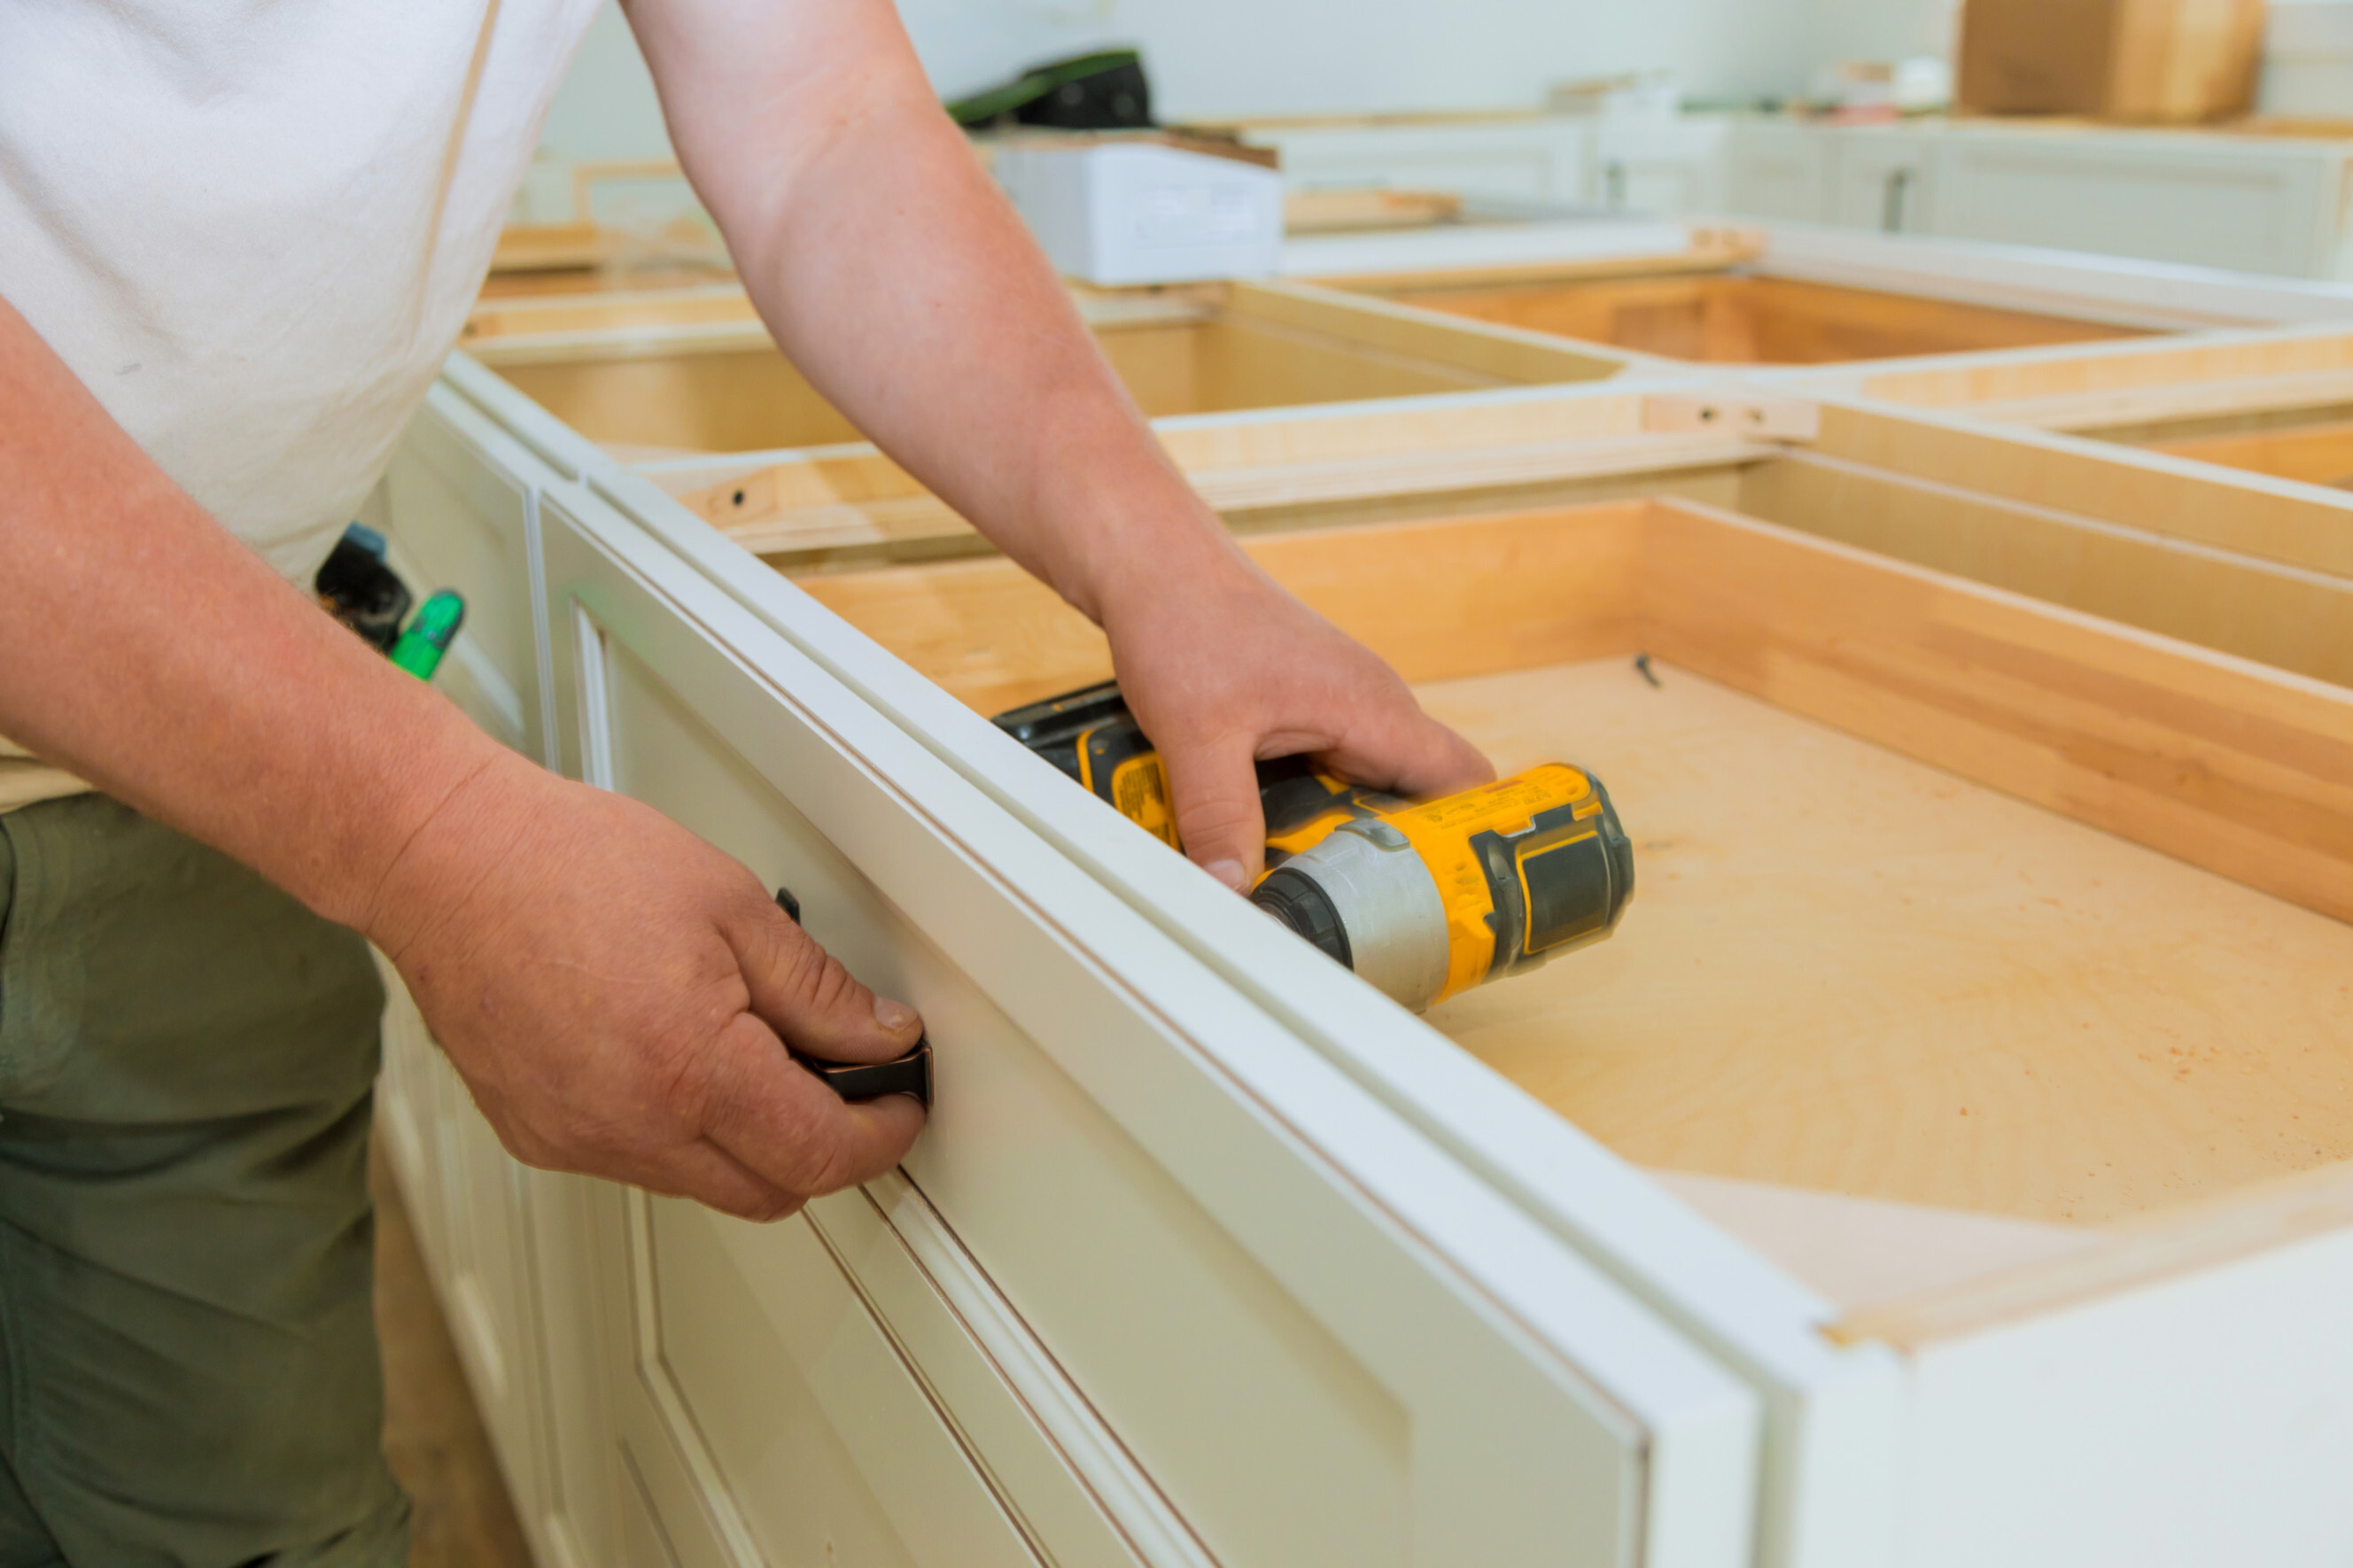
390, 591, 466, 681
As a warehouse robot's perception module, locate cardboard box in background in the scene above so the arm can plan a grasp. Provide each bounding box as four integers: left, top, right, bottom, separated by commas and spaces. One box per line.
990, 134, 1285, 287
1958, 0, 2266, 121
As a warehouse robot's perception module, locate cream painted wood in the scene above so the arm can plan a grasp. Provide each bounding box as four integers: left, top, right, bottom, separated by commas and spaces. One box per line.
595, 425, 2353, 1568
1592, 118, 1728, 218
1721, 121, 1832, 225
379, 384, 631, 1568
1931, 127, 2346, 280
575, 462, 1882, 1568
534, 470, 1762, 1568
1821, 132, 1937, 237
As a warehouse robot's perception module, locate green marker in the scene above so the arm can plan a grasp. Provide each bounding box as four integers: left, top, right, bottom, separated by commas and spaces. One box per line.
390, 591, 466, 681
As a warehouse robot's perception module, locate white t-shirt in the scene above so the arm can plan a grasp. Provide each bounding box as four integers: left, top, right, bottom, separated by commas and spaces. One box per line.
1, 0, 602, 811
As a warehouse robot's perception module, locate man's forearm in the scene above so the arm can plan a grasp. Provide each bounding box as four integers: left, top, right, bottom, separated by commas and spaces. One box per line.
0, 299, 508, 933
631, 0, 1240, 626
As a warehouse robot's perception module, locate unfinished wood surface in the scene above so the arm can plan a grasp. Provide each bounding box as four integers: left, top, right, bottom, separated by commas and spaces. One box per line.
1297, 229, 1767, 296
2146, 417, 2353, 488
1832, 1160, 2353, 1350
1812, 400, 2353, 581
484, 284, 1616, 455
1424, 654, 2353, 1223
1350, 274, 2146, 366
718, 434, 1767, 566
1284, 188, 1463, 234
802, 499, 2353, 1223
1734, 451, 2353, 688
1653, 1172, 2101, 1310
797, 502, 1650, 716
1222, 279, 1628, 387
807, 496, 2353, 924
1641, 495, 2353, 925
681, 388, 1662, 536
1847, 330, 2353, 414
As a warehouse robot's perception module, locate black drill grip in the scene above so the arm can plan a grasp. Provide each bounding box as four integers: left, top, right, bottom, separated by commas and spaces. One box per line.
773, 887, 933, 1107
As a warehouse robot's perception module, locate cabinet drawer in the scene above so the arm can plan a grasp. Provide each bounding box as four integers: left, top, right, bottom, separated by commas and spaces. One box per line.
620, 425, 2353, 1565
533, 470, 1759, 1568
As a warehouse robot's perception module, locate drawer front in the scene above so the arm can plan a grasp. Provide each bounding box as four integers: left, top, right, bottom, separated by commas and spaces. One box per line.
382, 382, 561, 765
537, 471, 1759, 1568
381, 389, 620, 1567
1935, 136, 2335, 279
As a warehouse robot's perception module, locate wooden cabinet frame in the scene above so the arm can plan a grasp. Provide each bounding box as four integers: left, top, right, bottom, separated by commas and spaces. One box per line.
379, 224, 2353, 1565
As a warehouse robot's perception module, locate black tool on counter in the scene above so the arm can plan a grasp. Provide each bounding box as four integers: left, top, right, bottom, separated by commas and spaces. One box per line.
772, 889, 933, 1107
315, 524, 412, 653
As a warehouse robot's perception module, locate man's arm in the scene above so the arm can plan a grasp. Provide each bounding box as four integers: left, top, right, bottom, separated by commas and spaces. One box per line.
625, 0, 1493, 888
0, 298, 921, 1219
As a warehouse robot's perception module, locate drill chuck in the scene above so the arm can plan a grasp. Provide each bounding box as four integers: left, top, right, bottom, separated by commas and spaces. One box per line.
1252, 765, 1634, 1013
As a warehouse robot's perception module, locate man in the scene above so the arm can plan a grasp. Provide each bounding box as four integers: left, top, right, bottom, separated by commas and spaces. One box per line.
0, 0, 1488, 1559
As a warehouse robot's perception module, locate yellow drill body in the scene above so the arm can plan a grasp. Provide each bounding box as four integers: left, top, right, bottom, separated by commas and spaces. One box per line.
994, 682, 1633, 1011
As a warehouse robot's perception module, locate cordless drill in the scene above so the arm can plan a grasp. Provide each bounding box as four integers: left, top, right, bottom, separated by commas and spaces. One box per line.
993, 681, 1634, 1012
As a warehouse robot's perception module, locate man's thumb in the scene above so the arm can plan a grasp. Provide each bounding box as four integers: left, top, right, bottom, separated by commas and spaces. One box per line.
735, 896, 923, 1064
1161, 733, 1267, 891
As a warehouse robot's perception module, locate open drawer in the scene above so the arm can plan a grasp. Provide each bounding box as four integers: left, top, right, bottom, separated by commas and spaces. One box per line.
1782, 323, 2353, 498
630, 439, 2353, 1564
461, 277, 1627, 466
413, 363, 1764, 1568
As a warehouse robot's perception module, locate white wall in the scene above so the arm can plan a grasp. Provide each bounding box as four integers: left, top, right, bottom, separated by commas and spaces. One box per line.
901, 0, 1821, 117
532, 0, 1842, 188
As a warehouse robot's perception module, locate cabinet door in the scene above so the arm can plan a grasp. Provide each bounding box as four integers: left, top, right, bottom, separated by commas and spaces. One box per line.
1723, 120, 1830, 222
380, 385, 620, 1568
1935, 131, 2339, 277
535, 476, 1760, 1568
1823, 131, 1938, 235
1594, 119, 1729, 217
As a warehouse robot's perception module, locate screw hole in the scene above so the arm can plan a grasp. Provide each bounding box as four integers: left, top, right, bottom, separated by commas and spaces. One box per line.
732, 489, 746, 506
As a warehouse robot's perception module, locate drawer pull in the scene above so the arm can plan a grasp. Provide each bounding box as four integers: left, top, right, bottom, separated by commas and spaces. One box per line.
774, 887, 934, 1107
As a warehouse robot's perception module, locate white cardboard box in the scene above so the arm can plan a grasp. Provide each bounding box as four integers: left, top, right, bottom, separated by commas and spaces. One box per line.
991, 139, 1285, 286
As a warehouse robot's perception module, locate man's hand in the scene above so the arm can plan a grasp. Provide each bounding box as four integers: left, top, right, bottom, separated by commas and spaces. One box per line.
366, 751, 925, 1221
1104, 534, 1494, 889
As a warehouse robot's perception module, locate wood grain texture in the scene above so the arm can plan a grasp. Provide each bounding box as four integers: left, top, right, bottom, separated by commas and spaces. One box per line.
1362, 274, 2143, 366
485, 283, 1617, 456
2147, 417, 2353, 489
718, 436, 1764, 568
1849, 330, 2353, 413
1734, 451, 2353, 688
1653, 1173, 2100, 1310
801, 495, 2353, 1225
1811, 400, 2353, 581
1424, 654, 2353, 1223
1642, 496, 2353, 926
675, 390, 1668, 560
796, 502, 1650, 715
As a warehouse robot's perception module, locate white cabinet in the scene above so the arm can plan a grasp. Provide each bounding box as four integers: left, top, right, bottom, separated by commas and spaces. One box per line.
1721, 117, 2353, 280
376, 382, 619, 1568
533, 466, 1759, 1568
386, 335, 2353, 1568
1593, 117, 1730, 217
1722, 120, 1831, 223
379, 355, 1767, 1568
1932, 128, 2346, 278
1822, 130, 1938, 235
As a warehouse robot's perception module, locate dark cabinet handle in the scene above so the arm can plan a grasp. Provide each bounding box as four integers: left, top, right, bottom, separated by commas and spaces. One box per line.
774, 887, 934, 1107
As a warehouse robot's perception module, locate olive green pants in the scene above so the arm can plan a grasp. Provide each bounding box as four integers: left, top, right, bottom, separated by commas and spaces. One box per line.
0, 796, 409, 1567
